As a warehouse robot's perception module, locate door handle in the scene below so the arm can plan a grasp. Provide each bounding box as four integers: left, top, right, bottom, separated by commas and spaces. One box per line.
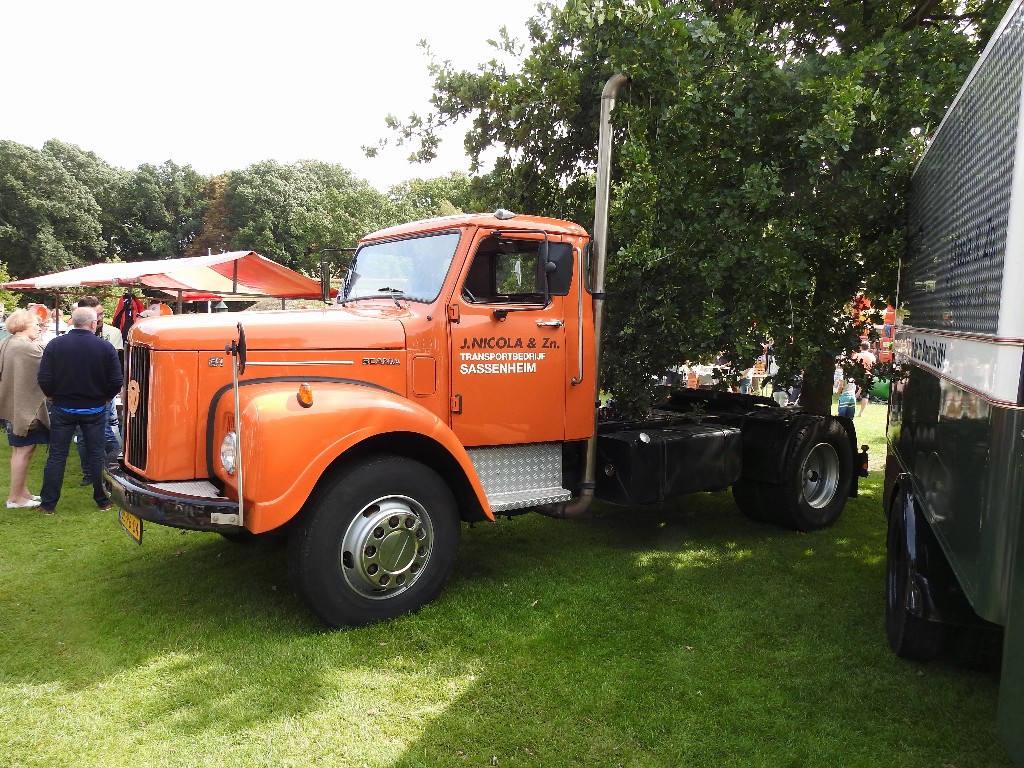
536, 320, 564, 327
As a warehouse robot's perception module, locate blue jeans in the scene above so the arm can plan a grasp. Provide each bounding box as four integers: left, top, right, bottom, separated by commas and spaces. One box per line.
76, 399, 120, 476
41, 407, 110, 510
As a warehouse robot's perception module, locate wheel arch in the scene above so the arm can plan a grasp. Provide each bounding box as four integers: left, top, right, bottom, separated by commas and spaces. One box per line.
314, 431, 490, 524
210, 380, 494, 532
890, 482, 979, 625
737, 411, 854, 491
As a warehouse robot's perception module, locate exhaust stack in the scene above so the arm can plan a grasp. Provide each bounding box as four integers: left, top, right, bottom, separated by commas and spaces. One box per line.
541, 73, 629, 519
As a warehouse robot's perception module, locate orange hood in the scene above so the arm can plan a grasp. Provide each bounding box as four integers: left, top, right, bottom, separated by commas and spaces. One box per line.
128, 307, 407, 352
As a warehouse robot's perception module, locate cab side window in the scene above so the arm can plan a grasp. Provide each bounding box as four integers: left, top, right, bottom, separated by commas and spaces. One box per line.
462, 238, 573, 303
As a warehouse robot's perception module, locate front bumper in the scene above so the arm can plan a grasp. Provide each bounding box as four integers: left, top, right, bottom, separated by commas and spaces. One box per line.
104, 465, 241, 532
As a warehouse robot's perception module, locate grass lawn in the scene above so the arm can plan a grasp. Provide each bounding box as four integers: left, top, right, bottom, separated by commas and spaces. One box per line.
0, 401, 1011, 767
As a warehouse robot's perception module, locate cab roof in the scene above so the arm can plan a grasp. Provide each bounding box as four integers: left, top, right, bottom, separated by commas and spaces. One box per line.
361, 211, 589, 243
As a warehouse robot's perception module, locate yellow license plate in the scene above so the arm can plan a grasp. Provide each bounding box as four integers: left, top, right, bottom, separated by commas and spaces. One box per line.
118, 508, 143, 544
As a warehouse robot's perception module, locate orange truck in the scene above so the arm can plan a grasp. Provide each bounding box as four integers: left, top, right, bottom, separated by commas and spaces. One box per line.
105, 76, 862, 627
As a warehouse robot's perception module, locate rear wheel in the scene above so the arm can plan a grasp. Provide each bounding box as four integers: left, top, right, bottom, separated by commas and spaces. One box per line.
731, 479, 772, 524
885, 494, 944, 660
733, 418, 853, 531
288, 455, 460, 628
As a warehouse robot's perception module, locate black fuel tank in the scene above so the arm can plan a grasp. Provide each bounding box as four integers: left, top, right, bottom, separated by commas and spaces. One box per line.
595, 423, 743, 506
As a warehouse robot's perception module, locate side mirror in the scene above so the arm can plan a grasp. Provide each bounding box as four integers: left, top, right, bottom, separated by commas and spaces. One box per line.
320, 258, 331, 304
545, 242, 574, 297
544, 258, 557, 304
538, 240, 552, 303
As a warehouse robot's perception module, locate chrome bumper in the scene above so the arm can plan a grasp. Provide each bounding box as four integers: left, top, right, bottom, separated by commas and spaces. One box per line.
104, 465, 241, 532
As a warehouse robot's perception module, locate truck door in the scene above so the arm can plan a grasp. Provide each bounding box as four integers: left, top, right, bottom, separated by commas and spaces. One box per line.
449, 232, 572, 446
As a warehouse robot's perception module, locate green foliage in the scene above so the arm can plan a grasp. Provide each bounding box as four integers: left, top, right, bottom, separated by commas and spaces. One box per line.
42, 139, 130, 262
0, 142, 209, 271
386, 172, 477, 220
186, 174, 234, 256
226, 160, 398, 274
110, 160, 209, 260
0, 140, 105, 278
1, 140, 479, 283
0, 261, 22, 311
386, 0, 1012, 415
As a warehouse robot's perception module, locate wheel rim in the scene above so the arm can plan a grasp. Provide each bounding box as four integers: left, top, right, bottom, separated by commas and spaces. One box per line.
340, 495, 433, 600
800, 442, 840, 509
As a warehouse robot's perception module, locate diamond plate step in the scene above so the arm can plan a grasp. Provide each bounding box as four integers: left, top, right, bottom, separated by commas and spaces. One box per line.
467, 442, 571, 513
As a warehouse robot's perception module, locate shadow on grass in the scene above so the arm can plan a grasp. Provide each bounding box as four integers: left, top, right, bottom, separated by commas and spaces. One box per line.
377, 491, 1008, 767
0, 468, 1010, 766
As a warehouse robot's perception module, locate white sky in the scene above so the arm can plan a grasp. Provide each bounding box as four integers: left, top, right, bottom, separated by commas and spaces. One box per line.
2, 0, 544, 190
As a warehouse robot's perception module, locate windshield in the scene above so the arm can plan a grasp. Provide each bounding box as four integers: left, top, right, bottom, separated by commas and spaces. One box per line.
342, 231, 461, 303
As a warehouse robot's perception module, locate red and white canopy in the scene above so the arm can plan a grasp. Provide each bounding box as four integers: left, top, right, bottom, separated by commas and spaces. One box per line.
4, 251, 328, 301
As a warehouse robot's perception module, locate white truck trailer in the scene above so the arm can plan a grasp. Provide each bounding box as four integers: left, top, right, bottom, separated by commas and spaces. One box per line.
885, 1, 1024, 763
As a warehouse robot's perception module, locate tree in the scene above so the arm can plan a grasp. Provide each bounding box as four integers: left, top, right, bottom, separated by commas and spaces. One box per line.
187, 174, 234, 256
111, 160, 208, 261
42, 140, 129, 262
227, 160, 395, 275
0, 261, 23, 311
386, 0, 1010, 414
386, 172, 477, 220
0, 140, 105, 278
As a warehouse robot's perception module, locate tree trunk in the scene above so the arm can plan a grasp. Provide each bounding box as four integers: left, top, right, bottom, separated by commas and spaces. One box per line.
799, 351, 837, 416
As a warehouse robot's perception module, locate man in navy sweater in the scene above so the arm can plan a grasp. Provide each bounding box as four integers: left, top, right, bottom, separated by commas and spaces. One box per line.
37, 306, 123, 514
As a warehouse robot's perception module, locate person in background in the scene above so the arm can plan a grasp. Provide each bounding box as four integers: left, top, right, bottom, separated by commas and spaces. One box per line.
836, 376, 858, 419
739, 365, 755, 395
75, 296, 122, 486
0, 309, 50, 509
853, 340, 876, 417
37, 306, 123, 514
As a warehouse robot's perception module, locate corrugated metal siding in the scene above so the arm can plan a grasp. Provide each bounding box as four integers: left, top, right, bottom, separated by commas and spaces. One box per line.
905, 6, 1024, 334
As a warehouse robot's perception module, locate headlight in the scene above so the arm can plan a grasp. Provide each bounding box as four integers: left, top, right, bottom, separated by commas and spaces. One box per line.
220, 431, 237, 475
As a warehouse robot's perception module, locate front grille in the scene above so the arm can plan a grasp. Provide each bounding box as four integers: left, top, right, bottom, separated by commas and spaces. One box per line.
125, 344, 151, 470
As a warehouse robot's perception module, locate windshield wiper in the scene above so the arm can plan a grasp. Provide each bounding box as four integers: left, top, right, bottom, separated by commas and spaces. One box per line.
342, 287, 406, 307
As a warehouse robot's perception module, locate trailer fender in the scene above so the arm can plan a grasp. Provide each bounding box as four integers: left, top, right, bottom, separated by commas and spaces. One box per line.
206, 378, 494, 533
890, 481, 977, 625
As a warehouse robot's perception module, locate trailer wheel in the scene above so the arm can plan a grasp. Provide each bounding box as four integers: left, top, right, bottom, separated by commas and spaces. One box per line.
732, 419, 852, 531
886, 494, 944, 660
731, 480, 773, 524
288, 455, 460, 628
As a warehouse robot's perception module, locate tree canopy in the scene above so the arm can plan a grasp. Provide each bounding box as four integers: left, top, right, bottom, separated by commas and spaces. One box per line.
387, 0, 1011, 414
0, 141, 479, 301
0, 139, 105, 277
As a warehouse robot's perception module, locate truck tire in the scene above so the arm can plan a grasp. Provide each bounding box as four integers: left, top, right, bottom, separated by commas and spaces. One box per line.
288, 455, 460, 628
732, 418, 853, 531
730, 480, 774, 524
886, 494, 944, 661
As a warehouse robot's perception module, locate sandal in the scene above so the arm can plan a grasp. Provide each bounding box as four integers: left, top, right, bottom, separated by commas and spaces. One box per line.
7, 499, 41, 509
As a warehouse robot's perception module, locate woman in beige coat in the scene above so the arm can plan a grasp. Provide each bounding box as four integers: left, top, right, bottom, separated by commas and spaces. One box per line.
0, 309, 50, 508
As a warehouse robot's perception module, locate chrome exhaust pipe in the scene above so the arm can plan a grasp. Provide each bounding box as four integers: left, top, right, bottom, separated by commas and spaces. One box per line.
539, 73, 628, 520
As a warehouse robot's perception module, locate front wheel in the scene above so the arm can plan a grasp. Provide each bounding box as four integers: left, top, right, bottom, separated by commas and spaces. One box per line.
288, 455, 460, 628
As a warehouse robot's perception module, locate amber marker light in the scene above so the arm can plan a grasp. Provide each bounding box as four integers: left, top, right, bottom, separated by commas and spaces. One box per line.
297, 383, 314, 408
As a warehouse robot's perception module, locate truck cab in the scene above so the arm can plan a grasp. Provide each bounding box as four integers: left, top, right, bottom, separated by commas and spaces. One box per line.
107, 212, 601, 624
